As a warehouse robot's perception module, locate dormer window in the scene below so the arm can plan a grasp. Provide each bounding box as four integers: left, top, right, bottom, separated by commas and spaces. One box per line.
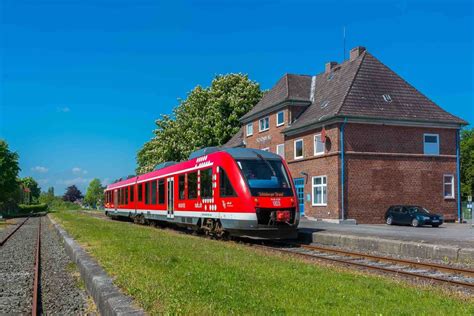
321, 101, 329, 108
259, 117, 269, 132
276, 111, 285, 126
382, 94, 392, 103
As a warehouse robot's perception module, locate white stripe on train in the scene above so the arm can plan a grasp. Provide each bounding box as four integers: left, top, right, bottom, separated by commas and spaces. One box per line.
105, 208, 257, 221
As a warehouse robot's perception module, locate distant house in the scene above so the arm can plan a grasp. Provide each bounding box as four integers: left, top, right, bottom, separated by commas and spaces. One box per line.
225, 46, 468, 223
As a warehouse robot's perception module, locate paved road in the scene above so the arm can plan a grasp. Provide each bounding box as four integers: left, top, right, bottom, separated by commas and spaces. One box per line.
298, 219, 474, 248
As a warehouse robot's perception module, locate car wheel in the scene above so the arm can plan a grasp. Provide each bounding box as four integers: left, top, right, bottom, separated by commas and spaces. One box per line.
386, 216, 393, 225
411, 219, 419, 227
432, 224, 440, 228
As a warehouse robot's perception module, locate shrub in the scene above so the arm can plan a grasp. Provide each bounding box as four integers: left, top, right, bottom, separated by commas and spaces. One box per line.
18, 203, 48, 214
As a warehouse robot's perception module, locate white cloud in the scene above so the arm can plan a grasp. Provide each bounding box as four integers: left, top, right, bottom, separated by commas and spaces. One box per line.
57, 177, 91, 186
72, 167, 88, 175
57, 106, 71, 113
31, 166, 48, 173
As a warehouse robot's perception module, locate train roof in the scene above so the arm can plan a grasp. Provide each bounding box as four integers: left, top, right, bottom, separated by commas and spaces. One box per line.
106, 147, 283, 190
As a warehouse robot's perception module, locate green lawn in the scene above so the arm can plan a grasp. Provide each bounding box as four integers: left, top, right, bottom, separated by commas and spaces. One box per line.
52, 211, 473, 315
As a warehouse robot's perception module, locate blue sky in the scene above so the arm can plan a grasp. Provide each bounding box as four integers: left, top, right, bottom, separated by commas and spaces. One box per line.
1, 0, 472, 194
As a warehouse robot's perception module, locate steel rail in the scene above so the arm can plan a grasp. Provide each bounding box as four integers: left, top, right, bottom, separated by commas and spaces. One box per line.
0, 217, 30, 246
256, 244, 474, 289
32, 218, 41, 316
296, 243, 474, 277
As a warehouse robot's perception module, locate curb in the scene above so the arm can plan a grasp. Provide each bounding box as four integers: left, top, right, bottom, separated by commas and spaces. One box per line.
299, 231, 474, 263
47, 215, 145, 316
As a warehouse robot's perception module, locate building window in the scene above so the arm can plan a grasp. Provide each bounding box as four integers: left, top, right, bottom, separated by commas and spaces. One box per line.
262, 147, 270, 152
276, 144, 285, 158
443, 175, 454, 199
276, 111, 285, 126
200, 168, 213, 198
178, 175, 185, 200
246, 123, 253, 136
314, 134, 324, 155
188, 172, 198, 199
294, 139, 303, 159
423, 134, 439, 155
220, 169, 237, 197
312, 176, 327, 206
259, 117, 269, 132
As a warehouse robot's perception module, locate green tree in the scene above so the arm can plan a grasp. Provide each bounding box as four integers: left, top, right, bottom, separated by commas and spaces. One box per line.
136, 74, 262, 174
20, 177, 41, 204
84, 178, 105, 209
0, 140, 21, 210
39, 186, 55, 206
460, 128, 473, 199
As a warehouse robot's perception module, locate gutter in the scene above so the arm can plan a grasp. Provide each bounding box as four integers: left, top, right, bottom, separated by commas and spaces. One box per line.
456, 129, 462, 223
340, 118, 348, 220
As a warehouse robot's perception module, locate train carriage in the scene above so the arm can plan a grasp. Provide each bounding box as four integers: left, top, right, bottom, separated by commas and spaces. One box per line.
104, 147, 299, 239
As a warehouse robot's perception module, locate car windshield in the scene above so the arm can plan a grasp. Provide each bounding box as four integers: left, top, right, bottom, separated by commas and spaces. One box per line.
236, 159, 293, 197
407, 206, 430, 214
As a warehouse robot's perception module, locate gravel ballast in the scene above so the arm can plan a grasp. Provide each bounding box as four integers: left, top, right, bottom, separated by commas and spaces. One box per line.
0, 216, 95, 314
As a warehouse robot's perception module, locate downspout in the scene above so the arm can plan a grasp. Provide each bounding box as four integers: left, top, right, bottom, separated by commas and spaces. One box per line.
340, 118, 348, 220
456, 129, 462, 223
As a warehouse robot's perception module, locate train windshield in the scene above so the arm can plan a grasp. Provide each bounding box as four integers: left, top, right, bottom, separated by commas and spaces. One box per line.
237, 159, 293, 197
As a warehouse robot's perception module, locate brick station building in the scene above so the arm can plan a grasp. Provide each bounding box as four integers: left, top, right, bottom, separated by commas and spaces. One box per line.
225, 46, 468, 223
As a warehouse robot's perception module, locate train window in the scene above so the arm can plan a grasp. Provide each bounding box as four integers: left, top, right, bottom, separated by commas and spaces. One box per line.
158, 179, 165, 204
220, 169, 237, 197
151, 180, 157, 204
188, 172, 198, 199
138, 184, 142, 202
125, 187, 129, 204
145, 182, 150, 204
201, 168, 213, 199
130, 186, 134, 202
178, 175, 185, 200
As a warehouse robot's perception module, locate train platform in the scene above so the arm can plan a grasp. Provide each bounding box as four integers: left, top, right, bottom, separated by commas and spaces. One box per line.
298, 218, 474, 263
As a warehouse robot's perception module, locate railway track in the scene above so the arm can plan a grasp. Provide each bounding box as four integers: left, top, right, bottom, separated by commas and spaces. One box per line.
257, 241, 474, 290
0, 216, 42, 314
83, 211, 474, 291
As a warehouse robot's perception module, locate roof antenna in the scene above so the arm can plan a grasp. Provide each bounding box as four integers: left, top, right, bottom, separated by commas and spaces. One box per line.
343, 26, 346, 61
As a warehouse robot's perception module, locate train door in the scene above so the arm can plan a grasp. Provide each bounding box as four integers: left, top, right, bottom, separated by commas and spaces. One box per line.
113, 189, 118, 211
167, 177, 175, 219
293, 178, 305, 216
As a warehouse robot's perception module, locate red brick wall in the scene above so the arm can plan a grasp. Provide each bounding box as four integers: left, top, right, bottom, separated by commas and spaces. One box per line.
345, 124, 456, 155
244, 108, 288, 152
286, 124, 341, 219
345, 155, 458, 223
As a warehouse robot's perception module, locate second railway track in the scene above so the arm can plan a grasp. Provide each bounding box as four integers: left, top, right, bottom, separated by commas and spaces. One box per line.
257, 241, 474, 291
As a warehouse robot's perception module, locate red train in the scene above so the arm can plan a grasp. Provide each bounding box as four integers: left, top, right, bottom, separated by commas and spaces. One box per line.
104, 147, 299, 239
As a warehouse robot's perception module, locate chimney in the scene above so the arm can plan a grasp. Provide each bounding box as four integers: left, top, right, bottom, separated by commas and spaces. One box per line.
350, 46, 366, 61
325, 61, 338, 74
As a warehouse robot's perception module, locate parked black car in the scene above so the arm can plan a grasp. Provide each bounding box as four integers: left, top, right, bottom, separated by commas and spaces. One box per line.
385, 205, 443, 227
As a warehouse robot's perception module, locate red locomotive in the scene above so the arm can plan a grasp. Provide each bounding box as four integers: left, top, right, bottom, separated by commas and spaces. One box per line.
104, 147, 299, 239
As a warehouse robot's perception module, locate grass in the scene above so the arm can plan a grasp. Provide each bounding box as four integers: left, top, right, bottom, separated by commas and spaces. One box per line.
52, 211, 474, 315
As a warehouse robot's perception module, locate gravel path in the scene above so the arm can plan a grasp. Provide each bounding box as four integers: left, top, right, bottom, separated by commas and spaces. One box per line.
0, 216, 96, 315
0, 217, 37, 314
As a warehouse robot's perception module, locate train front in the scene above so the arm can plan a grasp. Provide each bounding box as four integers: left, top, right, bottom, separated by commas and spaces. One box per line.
224, 149, 299, 239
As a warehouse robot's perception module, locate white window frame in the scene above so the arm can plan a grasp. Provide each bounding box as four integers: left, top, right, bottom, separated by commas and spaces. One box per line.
423, 133, 439, 155
312, 175, 327, 206
246, 123, 253, 136
259, 117, 269, 132
443, 174, 454, 199
261, 147, 270, 152
314, 134, 324, 156
294, 139, 304, 160
276, 144, 285, 158
276, 111, 285, 127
